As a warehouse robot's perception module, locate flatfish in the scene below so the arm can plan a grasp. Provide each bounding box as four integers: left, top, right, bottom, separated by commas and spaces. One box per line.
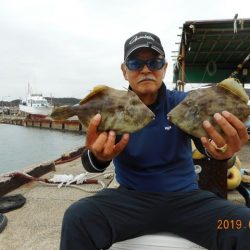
167, 78, 250, 138
51, 85, 155, 134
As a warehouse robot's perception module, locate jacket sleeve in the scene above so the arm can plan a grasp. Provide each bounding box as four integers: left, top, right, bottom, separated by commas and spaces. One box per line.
81, 147, 111, 172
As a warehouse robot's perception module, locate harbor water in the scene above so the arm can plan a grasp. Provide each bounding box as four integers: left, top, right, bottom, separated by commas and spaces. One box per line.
0, 124, 84, 174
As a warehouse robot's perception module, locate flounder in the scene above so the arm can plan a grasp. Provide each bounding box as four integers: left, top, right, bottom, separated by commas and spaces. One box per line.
167, 78, 250, 138
50, 85, 155, 134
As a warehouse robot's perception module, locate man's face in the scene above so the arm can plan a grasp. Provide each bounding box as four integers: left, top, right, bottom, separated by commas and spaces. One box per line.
121, 48, 167, 97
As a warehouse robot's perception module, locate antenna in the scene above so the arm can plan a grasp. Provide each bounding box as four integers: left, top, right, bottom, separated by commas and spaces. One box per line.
27, 81, 31, 95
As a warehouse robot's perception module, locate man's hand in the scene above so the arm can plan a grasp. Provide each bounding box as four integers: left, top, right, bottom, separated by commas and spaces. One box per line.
201, 111, 248, 160
85, 114, 129, 162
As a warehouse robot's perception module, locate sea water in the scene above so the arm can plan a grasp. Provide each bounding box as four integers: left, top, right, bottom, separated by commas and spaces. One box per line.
0, 124, 84, 174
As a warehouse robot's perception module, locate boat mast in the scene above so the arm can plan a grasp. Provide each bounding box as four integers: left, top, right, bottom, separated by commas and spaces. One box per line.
27, 82, 31, 96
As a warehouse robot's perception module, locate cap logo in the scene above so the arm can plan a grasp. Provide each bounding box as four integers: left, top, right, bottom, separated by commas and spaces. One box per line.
129, 34, 155, 45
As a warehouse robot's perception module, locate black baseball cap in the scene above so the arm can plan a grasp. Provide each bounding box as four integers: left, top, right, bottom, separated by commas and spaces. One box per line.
124, 31, 165, 60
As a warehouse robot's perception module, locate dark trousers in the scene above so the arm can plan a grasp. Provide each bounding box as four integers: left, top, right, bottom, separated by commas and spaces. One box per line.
60, 187, 250, 250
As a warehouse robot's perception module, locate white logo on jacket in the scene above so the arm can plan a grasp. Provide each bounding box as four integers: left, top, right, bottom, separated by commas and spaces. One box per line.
164, 126, 172, 131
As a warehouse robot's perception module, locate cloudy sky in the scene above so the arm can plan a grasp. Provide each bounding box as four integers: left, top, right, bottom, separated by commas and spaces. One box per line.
1, 0, 250, 100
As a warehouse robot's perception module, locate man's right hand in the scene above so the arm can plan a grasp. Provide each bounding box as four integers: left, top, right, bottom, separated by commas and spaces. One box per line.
85, 114, 129, 162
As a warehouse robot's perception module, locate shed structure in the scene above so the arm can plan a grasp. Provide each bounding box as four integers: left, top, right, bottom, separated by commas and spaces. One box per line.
173, 15, 250, 91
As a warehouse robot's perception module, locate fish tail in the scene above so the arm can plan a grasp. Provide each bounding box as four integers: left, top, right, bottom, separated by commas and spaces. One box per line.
50, 106, 76, 120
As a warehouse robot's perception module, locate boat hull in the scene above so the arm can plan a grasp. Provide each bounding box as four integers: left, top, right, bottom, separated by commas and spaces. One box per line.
19, 104, 53, 116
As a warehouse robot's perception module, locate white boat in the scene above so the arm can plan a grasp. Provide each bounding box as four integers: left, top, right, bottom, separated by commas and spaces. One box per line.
19, 93, 53, 117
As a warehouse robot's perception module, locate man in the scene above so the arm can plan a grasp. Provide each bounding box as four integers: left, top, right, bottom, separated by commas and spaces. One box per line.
60, 32, 250, 250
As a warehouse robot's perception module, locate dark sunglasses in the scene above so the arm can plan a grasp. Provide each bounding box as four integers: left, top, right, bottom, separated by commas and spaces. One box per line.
125, 58, 165, 71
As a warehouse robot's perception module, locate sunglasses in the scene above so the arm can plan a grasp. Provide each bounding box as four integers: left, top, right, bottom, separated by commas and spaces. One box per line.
125, 58, 166, 71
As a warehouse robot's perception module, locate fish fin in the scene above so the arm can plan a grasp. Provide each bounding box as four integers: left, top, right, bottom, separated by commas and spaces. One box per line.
217, 78, 249, 104
80, 85, 110, 105
122, 86, 129, 90
50, 106, 75, 120
122, 86, 135, 96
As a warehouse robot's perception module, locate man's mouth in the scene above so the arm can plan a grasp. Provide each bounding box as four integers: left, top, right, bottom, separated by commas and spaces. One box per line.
138, 77, 155, 83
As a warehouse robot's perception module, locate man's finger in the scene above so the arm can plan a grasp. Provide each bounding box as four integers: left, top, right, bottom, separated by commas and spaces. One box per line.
91, 132, 108, 153
201, 137, 232, 160
202, 118, 225, 148
103, 131, 116, 156
86, 114, 101, 146
88, 114, 101, 134
222, 111, 249, 143
113, 133, 130, 155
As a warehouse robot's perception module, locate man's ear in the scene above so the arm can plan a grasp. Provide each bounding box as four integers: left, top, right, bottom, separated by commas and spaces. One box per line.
121, 63, 128, 81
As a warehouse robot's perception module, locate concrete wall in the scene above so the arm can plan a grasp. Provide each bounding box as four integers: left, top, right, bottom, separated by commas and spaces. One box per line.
64, 121, 81, 132
1, 117, 84, 133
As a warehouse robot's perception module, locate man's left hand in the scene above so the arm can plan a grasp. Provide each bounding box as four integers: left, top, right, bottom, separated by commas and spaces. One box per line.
200, 111, 249, 160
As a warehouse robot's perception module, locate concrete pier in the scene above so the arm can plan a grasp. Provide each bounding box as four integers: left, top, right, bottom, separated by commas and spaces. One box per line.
0, 116, 85, 133
0, 144, 250, 249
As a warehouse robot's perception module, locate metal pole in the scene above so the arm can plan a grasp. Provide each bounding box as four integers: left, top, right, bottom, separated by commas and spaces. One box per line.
1, 98, 3, 119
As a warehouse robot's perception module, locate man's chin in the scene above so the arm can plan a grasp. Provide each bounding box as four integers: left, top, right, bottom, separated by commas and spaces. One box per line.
138, 84, 158, 93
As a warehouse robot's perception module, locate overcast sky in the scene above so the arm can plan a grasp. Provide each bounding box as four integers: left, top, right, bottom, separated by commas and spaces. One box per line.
1, 0, 250, 100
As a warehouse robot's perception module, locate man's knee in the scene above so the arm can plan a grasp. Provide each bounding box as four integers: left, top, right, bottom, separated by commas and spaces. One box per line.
63, 198, 97, 229
61, 198, 112, 249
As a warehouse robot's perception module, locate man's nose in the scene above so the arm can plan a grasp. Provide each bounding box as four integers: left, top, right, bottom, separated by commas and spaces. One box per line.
140, 64, 151, 73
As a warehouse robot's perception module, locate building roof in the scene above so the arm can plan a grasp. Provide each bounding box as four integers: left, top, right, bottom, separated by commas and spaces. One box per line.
173, 15, 250, 84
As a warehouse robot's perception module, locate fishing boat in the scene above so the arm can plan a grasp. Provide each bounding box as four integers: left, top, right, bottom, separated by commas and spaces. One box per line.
19, 93, 53, 118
